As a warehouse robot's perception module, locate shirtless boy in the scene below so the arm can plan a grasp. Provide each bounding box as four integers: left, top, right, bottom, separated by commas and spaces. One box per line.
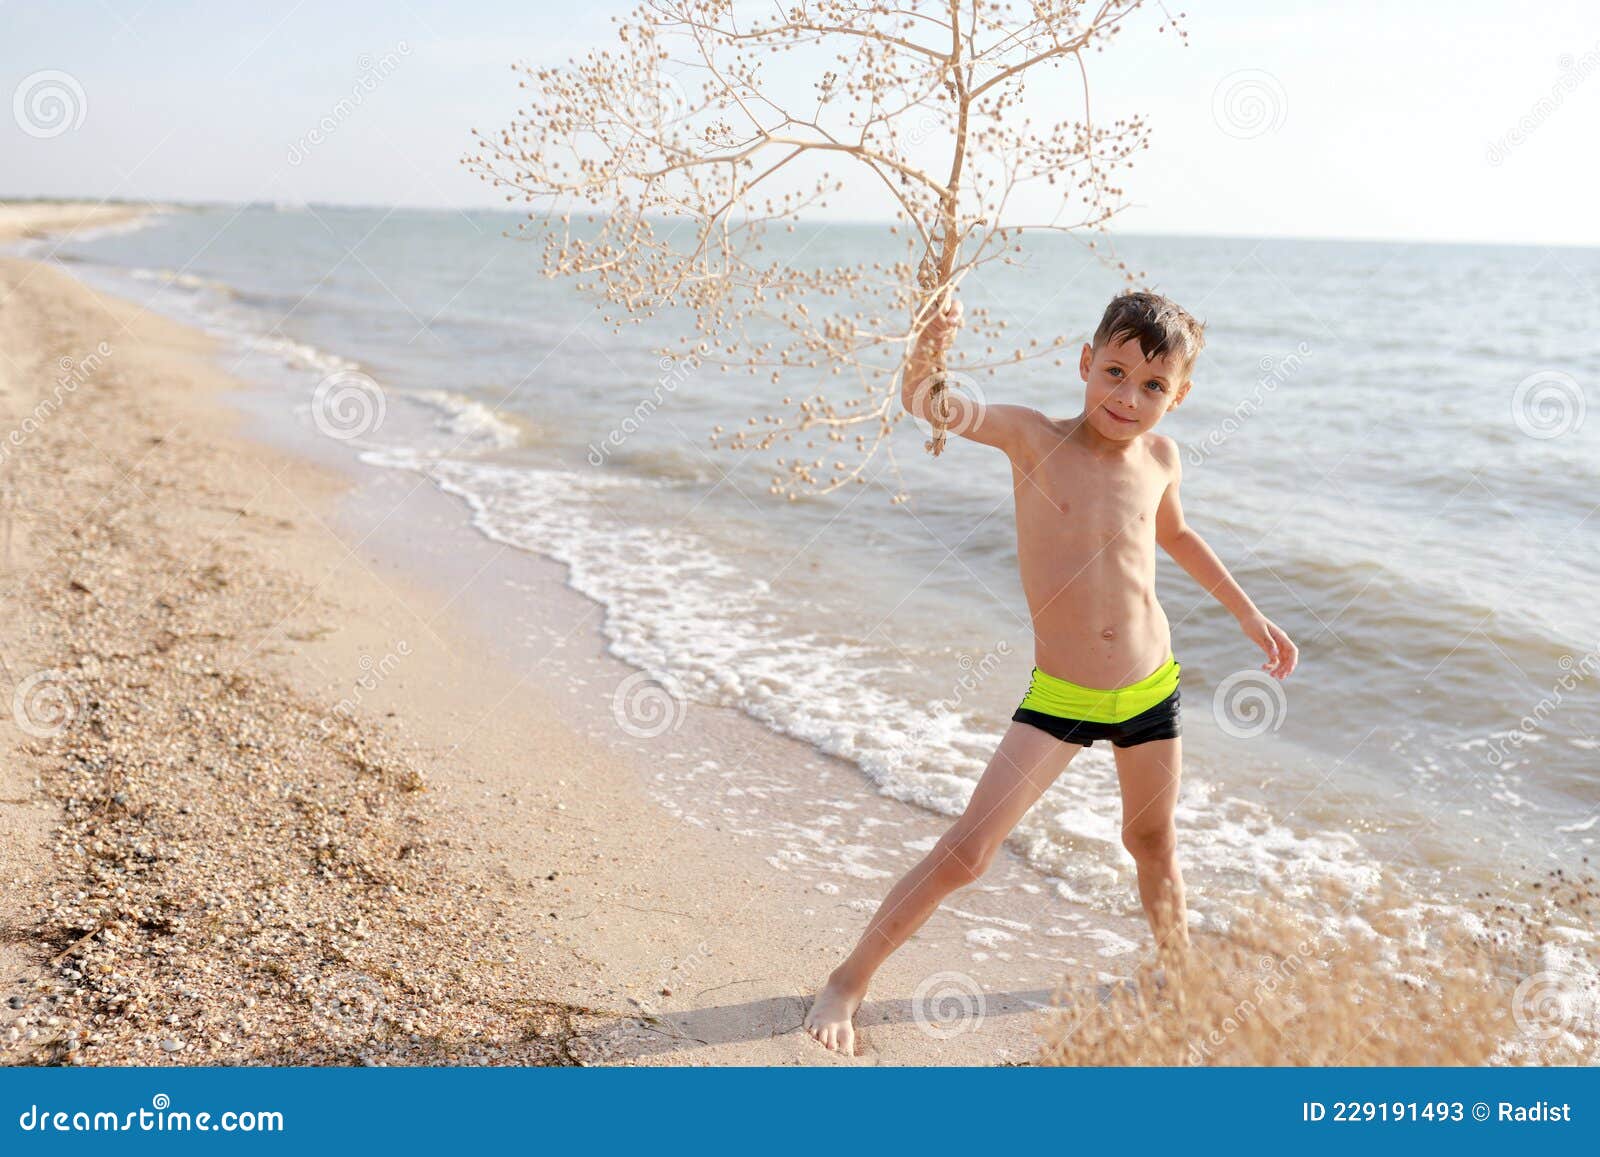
803, 289, 1298, 1056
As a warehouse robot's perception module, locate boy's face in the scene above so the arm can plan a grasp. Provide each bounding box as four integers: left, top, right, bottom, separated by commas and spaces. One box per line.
1078, 335, 1191, 440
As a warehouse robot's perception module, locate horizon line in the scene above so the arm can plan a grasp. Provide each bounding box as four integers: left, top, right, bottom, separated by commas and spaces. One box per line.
4, 193, 1595, 253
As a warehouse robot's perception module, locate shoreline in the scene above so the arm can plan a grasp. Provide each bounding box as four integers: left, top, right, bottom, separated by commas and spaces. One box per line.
0, 213, 1134, 1066
0, 200, 171, 244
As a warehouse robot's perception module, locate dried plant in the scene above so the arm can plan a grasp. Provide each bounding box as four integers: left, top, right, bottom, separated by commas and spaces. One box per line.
1038, 870, 1600, 1066
465, 0, 1186, 501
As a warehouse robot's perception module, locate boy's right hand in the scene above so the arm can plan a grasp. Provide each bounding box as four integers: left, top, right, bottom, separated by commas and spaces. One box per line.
916, 291, 963, 357
903, 286, 1047, 461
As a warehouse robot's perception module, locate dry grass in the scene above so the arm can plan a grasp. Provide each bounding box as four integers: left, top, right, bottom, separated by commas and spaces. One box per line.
1038, 869, 1600, 1066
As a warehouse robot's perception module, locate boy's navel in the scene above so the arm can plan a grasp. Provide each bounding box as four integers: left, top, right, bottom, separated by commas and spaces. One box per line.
1101, 627, 1116, 640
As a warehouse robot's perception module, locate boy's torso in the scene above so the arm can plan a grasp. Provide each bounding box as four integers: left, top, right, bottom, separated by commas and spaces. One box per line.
1010, 418, 1175, 690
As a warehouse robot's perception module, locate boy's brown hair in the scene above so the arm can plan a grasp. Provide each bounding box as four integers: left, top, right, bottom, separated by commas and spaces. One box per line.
1092, 290, 1206, 381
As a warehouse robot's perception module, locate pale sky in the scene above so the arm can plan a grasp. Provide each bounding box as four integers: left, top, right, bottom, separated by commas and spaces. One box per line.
3, 0, 1598, 246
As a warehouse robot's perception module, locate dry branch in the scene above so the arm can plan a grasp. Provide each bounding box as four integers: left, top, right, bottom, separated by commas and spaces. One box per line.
465, 0, 1187, 501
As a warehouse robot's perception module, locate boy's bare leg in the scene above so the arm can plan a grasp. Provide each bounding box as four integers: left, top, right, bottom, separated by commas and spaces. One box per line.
1111, 736, 1189, 954
803, 722, 1083, 1054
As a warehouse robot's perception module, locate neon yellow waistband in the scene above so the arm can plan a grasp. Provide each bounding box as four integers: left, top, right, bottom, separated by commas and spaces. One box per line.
1017, 654, 1180, 724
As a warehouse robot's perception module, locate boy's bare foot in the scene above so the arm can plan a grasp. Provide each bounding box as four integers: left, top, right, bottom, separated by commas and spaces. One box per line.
803, 975, 865, 1055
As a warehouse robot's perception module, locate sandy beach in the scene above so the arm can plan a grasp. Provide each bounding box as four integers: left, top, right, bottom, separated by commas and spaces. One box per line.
0, 201, 160, 245
0, 206, 1146, 1066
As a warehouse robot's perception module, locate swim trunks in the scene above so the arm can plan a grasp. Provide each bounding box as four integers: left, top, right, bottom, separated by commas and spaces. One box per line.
1011, 654, 1181, 748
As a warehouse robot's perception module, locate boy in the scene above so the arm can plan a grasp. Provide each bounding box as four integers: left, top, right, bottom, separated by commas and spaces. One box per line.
803, 290, 1298, 1056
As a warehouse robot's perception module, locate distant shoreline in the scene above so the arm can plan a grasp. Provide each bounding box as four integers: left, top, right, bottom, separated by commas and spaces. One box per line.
0, 200, 176, 244
5, 199, 1593, 251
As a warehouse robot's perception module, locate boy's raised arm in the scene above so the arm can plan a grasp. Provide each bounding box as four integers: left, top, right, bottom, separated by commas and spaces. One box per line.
900, 292, 1044, 460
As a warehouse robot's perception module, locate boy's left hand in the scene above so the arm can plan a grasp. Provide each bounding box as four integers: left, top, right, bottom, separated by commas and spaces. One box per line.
1240, 613, 1297, 680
